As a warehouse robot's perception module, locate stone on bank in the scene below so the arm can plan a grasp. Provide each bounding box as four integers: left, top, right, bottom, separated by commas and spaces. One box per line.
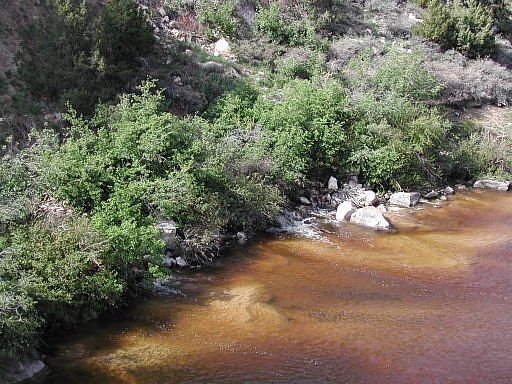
336, 201, 357, 221
389, 192, 421, 208
473, 180, 511, 191
350, 206, 390, 231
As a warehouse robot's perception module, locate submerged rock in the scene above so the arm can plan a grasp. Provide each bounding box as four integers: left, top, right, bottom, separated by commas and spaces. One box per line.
389, 192, 421, 207
350, 206, 390, 230
336, 201, 357, 221
473, 179, 511, 191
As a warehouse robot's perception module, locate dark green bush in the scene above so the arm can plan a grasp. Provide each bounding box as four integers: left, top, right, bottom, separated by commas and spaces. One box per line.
252, 79, 353, 186
414, 0, 496, 58
196, 0, 239, 40
17, 0, 155, 115
346, 48, 449, 189
414, 0, 456, 48
255, 1, 320, 47
93, 0, 154, 69
0, 279, 41, 363
453, 0, 496, 57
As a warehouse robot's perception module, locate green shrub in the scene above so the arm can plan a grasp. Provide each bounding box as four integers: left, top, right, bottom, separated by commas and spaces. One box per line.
0, 280, 41, 363
414, 0, 456, 48
414, 0, 496, 58
93, 0, 154, 69
17, 0, 155, 115
196, 0, 239, 40
452, 0, 495, 58
255, 1, 320, 47
255, 2, 287, 43
346, 49, 450, 189
253, 79, 353, 186
1, 217, 124, 331
347, 48, 444, 102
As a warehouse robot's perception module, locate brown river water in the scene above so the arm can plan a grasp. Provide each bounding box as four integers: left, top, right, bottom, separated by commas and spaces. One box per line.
42, 190, 512, 384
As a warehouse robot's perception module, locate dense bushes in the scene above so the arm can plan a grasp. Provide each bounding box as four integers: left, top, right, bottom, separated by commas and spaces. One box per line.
17, 0, 154, 115
254, 1, 325, 47
344, 48, 449, 188
415, 0, 496, 58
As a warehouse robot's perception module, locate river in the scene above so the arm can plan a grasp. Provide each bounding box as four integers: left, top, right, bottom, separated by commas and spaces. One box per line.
41, 190, 512, 383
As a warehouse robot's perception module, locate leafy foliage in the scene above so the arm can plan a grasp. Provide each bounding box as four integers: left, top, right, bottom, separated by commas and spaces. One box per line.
415, 0, 496, 58
17, 0, 154, 115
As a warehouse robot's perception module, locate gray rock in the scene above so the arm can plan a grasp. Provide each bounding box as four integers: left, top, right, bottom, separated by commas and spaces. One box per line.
236, 231, 248, 244
156, 220, 177, 249
336, 201, 357, 221
350, 206, 390, 230
299, 196, 311, 205
423, 190, 439, 199
389, 192, 421, 207
360, 190, 378, 206
454, 184, 467, 190
444, 186, 455, 195
328, 176, 339, 191
176, 257, 188, 267
440, 195, 448, 201
473, 179, 511, 191
2, 360, 47, 384
162, 256, 176, 268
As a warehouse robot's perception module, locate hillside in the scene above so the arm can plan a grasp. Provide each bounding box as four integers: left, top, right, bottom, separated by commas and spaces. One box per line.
1, 0, 511, 381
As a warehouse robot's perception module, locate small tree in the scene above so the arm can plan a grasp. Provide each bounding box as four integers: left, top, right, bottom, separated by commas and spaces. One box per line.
453, 0, 495, 58
414, 0, 456, 48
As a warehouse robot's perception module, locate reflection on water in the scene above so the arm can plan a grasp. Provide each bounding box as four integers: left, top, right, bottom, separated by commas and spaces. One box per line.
43, 191, 512, 383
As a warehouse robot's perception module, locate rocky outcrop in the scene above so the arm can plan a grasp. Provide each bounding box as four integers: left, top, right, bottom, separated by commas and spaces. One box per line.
473, 179, 511, 191
389, 192, 421, 207
336, 201, 357, 221
350, 206, 390, 230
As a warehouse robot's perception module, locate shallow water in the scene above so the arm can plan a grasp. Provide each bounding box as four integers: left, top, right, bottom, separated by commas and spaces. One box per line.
42, 190, 512, 383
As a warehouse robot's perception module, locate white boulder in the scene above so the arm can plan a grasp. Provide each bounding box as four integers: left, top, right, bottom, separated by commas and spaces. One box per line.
473, 179, 511, 191
156, 220, 177, 248
336, 201, 357, 221
328, 176, 339, 191
176, 257, 188, 267
214, 38, 231, 57
360, 190, 378, 206
444, 186, 455, 195
389, 192, 421, 207
423, 190, 439, 199
299, 196, 311, 205
350, 206, 390, 230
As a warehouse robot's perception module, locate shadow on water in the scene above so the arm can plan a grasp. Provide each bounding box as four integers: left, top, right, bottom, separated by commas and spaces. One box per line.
42, 190, 512, 384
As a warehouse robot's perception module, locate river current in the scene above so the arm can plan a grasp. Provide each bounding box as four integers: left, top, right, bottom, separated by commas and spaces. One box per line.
42, 190, 512, 383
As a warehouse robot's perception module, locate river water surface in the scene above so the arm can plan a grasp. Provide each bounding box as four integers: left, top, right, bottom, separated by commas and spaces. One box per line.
43, 190, 512, 383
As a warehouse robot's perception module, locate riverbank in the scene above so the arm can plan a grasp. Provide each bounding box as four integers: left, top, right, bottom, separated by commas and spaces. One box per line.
38, 190, 512, 383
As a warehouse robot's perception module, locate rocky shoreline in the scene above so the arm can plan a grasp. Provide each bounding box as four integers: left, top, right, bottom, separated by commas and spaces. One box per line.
156, 176, 512, 271
283, 176, 511, 232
